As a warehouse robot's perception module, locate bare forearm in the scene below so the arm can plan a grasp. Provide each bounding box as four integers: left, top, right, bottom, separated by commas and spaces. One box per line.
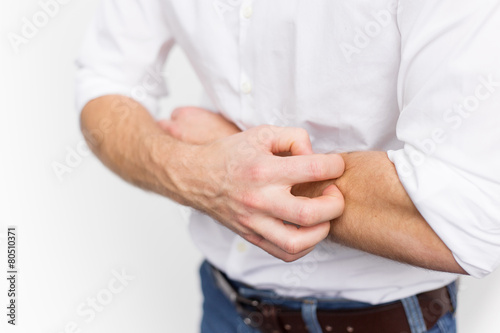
81, 99, 346, 261
80, 95, 192, 204
329, 151, 466, 274
158, 108, 467, 272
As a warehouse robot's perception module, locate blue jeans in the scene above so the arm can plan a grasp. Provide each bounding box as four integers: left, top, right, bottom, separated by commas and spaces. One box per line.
199, 261, 457, 333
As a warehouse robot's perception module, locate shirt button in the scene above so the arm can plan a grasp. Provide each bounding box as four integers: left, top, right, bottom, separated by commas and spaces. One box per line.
241, 81, 252, 94
237, 242, 248, 253
242, 6, 253, 19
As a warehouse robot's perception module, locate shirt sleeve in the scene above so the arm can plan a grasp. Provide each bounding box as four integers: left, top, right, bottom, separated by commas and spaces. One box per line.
75, 0, 175, 115
388, 0, 500, 278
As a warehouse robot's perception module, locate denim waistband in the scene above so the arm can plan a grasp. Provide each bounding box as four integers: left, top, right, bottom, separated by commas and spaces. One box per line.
206, 261, 458, 333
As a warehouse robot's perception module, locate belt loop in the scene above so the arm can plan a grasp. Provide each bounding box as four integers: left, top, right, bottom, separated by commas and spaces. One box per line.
446, 280, 458, 313
401, 295, 427, 333
301, 299, 323, 333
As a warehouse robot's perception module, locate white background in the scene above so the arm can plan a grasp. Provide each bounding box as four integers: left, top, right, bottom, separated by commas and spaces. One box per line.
1, 1, 499, 332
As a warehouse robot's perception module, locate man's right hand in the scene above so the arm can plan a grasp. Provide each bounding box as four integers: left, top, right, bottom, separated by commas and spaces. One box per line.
175, 125, 345, 261
81, 96, 344, 262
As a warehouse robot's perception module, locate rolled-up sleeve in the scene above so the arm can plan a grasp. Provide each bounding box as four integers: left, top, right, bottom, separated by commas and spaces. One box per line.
75, 0, 174, 114
388, 0, 500, 277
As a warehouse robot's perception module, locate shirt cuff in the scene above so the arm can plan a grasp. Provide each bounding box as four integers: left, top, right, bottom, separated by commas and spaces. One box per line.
388, 147, 500, 278
75, 67, 161, 116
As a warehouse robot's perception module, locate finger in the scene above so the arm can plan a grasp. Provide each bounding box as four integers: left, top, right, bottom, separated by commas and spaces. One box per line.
251, 126, 314, 155
251, 216, 331, 255
265, 185, 344, 226
157, 119, 172, 132
244, 233, 316, 262
271, 153, 345, 184
172, 106, 212, 120
158, 120, 184, 140
170, 107, 187, 120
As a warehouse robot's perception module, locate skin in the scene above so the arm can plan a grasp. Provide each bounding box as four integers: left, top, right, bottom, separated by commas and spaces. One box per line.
159, 106, 467, 274
80, 95, 345, 262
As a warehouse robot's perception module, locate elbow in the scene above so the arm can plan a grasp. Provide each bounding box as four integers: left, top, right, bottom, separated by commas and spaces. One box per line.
446, 256, 468, 275
451, 251, 499, 279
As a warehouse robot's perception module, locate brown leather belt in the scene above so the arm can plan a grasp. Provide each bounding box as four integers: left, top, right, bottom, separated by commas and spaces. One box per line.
211, 266, 454, 333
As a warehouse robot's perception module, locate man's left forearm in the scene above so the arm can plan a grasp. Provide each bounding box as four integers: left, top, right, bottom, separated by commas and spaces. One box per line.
316, 151, 466, 274
160, 108, 468, 273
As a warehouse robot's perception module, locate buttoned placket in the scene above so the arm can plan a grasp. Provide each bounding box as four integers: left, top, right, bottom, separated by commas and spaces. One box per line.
238, 0, 255, 128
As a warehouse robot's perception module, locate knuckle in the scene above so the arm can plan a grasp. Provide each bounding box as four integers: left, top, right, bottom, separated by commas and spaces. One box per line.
256, 126, 276, 145
240, 192, 262, 211
295, 127, 309, 139
240, 231, 254, 241
297, 204, 317, 226
244, 233, 264, 246
169, 126, 183, 140
252, 124, 270, 133
238, 216, 252, 228
247, 163, 269, 183
283, 238, 302, 255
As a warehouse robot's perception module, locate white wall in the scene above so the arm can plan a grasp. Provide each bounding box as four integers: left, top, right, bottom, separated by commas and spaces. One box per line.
0, 1, 498, 333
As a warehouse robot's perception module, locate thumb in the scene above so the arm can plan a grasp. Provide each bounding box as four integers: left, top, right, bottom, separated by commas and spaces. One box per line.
262, 126, 314, 155
321, 184, 345, 217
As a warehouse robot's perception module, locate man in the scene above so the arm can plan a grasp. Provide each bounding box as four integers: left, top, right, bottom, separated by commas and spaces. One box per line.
76, 0, 500, 332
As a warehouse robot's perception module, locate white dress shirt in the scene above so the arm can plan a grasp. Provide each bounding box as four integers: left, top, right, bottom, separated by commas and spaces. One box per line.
75, 0, 500, 304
